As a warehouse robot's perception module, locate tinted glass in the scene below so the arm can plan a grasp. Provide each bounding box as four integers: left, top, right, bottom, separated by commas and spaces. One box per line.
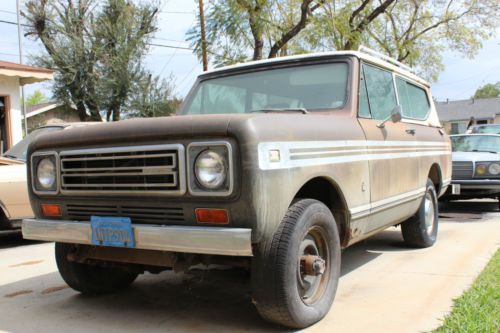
358, 66, 371, 118
474, 125, 500, 134
362, 64, 397, 120
396, 77, 430, 120
182, 63, 349, 114
451, 135, 500, 153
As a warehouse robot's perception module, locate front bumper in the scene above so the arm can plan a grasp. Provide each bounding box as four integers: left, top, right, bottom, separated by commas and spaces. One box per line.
22, 219, 252, 256
452, 179, 500, 190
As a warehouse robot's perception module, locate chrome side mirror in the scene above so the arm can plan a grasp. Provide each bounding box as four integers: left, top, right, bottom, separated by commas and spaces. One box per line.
377, 106, 402, 128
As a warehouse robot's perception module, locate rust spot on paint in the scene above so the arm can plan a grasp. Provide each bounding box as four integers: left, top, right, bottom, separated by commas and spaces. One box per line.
41, 285, 68, 295
4, 289, 33, 298
9, 260, 44, 267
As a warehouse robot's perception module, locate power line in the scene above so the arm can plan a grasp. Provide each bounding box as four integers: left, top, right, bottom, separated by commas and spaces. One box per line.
0, 18, 28, 27
0, 9, 16, 15
0, 51, 19, 57
159, 10, 195, 15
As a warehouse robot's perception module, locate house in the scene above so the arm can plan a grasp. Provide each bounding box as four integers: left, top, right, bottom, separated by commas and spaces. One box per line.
436, 97, 500, 134
25, 102, 80, 132
0, 60, 53, 154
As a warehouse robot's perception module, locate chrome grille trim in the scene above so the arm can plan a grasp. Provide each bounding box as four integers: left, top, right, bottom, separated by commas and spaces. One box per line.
452, 161, 473, 180
59, 144, 186, 196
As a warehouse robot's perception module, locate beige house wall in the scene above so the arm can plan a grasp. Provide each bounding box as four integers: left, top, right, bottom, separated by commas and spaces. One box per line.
0, 76, 23, 147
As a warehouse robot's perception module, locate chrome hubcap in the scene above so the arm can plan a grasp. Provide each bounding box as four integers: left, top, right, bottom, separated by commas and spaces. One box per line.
297, 227, 329, 304
424, 192, 435, 234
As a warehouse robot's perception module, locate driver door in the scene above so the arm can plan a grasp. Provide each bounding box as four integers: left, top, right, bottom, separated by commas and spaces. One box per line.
358, 63, 419, 232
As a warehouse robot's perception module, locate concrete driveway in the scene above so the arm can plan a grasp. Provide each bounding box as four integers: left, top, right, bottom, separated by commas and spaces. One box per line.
0, 200, 498, 333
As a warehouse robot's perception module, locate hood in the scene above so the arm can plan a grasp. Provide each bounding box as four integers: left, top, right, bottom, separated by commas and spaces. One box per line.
0, 163, 26, 182
29, 111, 358, 153
0, 156, 24, 165
452, 151, 500, 163
29, 114, 241, 151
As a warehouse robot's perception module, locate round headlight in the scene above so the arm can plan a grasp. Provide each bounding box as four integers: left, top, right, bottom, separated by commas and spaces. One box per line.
37, 158, 56, 189
194, 150, 227, 189
488, 163, 500, 175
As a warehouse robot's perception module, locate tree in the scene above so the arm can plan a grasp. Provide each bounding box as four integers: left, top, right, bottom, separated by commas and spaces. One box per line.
188, 0, 337, 66
473, 82, 500, 99
25, 89, 49, 106
125, 72, 181, 118
23, 0, 159, 121
188, 0, 498, 81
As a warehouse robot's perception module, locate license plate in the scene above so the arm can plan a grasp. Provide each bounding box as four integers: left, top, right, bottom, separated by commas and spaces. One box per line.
451, 184, 461, 195
91, 216, 135, 248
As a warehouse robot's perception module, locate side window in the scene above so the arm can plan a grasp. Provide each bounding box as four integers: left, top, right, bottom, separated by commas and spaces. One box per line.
362, 64, 397, 121
396, 77, 430, 119
358, 66, 371, 118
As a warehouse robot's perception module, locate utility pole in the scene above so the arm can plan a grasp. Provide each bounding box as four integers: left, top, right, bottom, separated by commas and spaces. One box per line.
198, 0, 208, 71
16, 0, 28, 136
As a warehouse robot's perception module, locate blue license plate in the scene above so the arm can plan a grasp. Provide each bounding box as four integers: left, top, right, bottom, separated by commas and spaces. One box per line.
91, 216, 135, 248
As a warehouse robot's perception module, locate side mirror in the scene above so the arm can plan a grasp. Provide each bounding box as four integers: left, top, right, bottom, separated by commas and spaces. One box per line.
377, 106, 402, 128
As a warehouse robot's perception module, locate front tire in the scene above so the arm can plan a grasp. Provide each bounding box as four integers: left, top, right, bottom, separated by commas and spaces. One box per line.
401, 179, 439, 248
252, 199, 341, 328
55, 243, 138, 295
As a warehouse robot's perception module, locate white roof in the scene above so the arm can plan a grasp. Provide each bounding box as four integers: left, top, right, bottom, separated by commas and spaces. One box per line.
203, 50, 429, 87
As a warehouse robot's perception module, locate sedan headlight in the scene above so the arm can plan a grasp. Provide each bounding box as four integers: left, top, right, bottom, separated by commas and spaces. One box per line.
195, 150, 227, 189
37, 158, 56, 189
488, 163, 500, 175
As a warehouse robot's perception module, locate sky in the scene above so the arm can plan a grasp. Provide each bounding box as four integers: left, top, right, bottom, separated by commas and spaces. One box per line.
0, 0, 499, 102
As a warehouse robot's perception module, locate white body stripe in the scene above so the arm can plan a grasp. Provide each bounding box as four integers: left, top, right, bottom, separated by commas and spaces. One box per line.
258, 141, 450, 170
349, 187, 426, 219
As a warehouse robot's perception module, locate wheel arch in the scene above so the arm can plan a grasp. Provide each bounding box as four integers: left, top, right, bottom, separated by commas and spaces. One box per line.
292, 176, 350, 247
428, 163, 443, 194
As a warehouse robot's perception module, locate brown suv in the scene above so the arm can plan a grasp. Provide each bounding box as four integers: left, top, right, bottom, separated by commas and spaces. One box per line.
23, 48, 451, 328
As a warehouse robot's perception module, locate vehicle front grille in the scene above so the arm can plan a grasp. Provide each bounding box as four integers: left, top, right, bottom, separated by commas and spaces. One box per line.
59, 144, 185, 195
452, 161, 473, 180
66, 204, 185, 225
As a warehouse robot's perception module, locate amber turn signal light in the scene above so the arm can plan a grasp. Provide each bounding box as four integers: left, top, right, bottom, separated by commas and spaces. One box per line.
195, 208, 229, 224
41, 204, 62, 217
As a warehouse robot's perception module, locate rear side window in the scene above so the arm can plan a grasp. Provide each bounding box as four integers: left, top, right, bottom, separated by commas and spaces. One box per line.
396, 77, 430, 120
362, 64, 397, 121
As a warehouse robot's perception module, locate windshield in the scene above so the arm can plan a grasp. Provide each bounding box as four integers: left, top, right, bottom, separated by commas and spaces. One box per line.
181, 62, 349, 115
474, 125, 500, 134
3, 126, 63, 161
451, 135, 500, 153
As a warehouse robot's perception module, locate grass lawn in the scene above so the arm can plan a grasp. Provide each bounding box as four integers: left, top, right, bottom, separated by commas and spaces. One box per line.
433, 249, 499, 333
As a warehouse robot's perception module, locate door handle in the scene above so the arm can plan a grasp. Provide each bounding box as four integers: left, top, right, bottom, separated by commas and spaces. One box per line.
405, 129, 416, 135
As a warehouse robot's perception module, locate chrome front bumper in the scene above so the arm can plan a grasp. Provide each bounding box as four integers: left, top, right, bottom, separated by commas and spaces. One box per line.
22, 219, 253, 256
452, 179, 500, 190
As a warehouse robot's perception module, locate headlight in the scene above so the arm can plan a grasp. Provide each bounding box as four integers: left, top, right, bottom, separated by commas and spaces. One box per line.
37, 158, 56, 189
194, 150, 227, 189
488, 163, 500, 175
475, 164, 487, 176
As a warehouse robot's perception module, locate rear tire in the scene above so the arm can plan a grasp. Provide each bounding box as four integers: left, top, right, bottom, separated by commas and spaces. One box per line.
55, 243, 138, 295
402, 179, 439, 248
252, 199, 341, 328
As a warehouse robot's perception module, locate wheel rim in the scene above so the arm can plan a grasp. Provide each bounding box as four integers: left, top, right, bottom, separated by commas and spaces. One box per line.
424, 191, 435, 235
297, 226, 329, 305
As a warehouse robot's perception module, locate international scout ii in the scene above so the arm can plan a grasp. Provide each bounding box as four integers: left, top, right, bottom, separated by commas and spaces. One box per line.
23, 48, 451, 328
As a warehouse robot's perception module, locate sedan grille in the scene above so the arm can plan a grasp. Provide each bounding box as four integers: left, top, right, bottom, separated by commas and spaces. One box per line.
59, 144, 185, 195
452, 161, 473, 180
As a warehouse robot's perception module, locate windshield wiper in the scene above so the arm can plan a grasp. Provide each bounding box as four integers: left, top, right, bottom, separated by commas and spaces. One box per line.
250, 108, 309, 114
2, 154, 17, 160
472, 150, 498, 154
